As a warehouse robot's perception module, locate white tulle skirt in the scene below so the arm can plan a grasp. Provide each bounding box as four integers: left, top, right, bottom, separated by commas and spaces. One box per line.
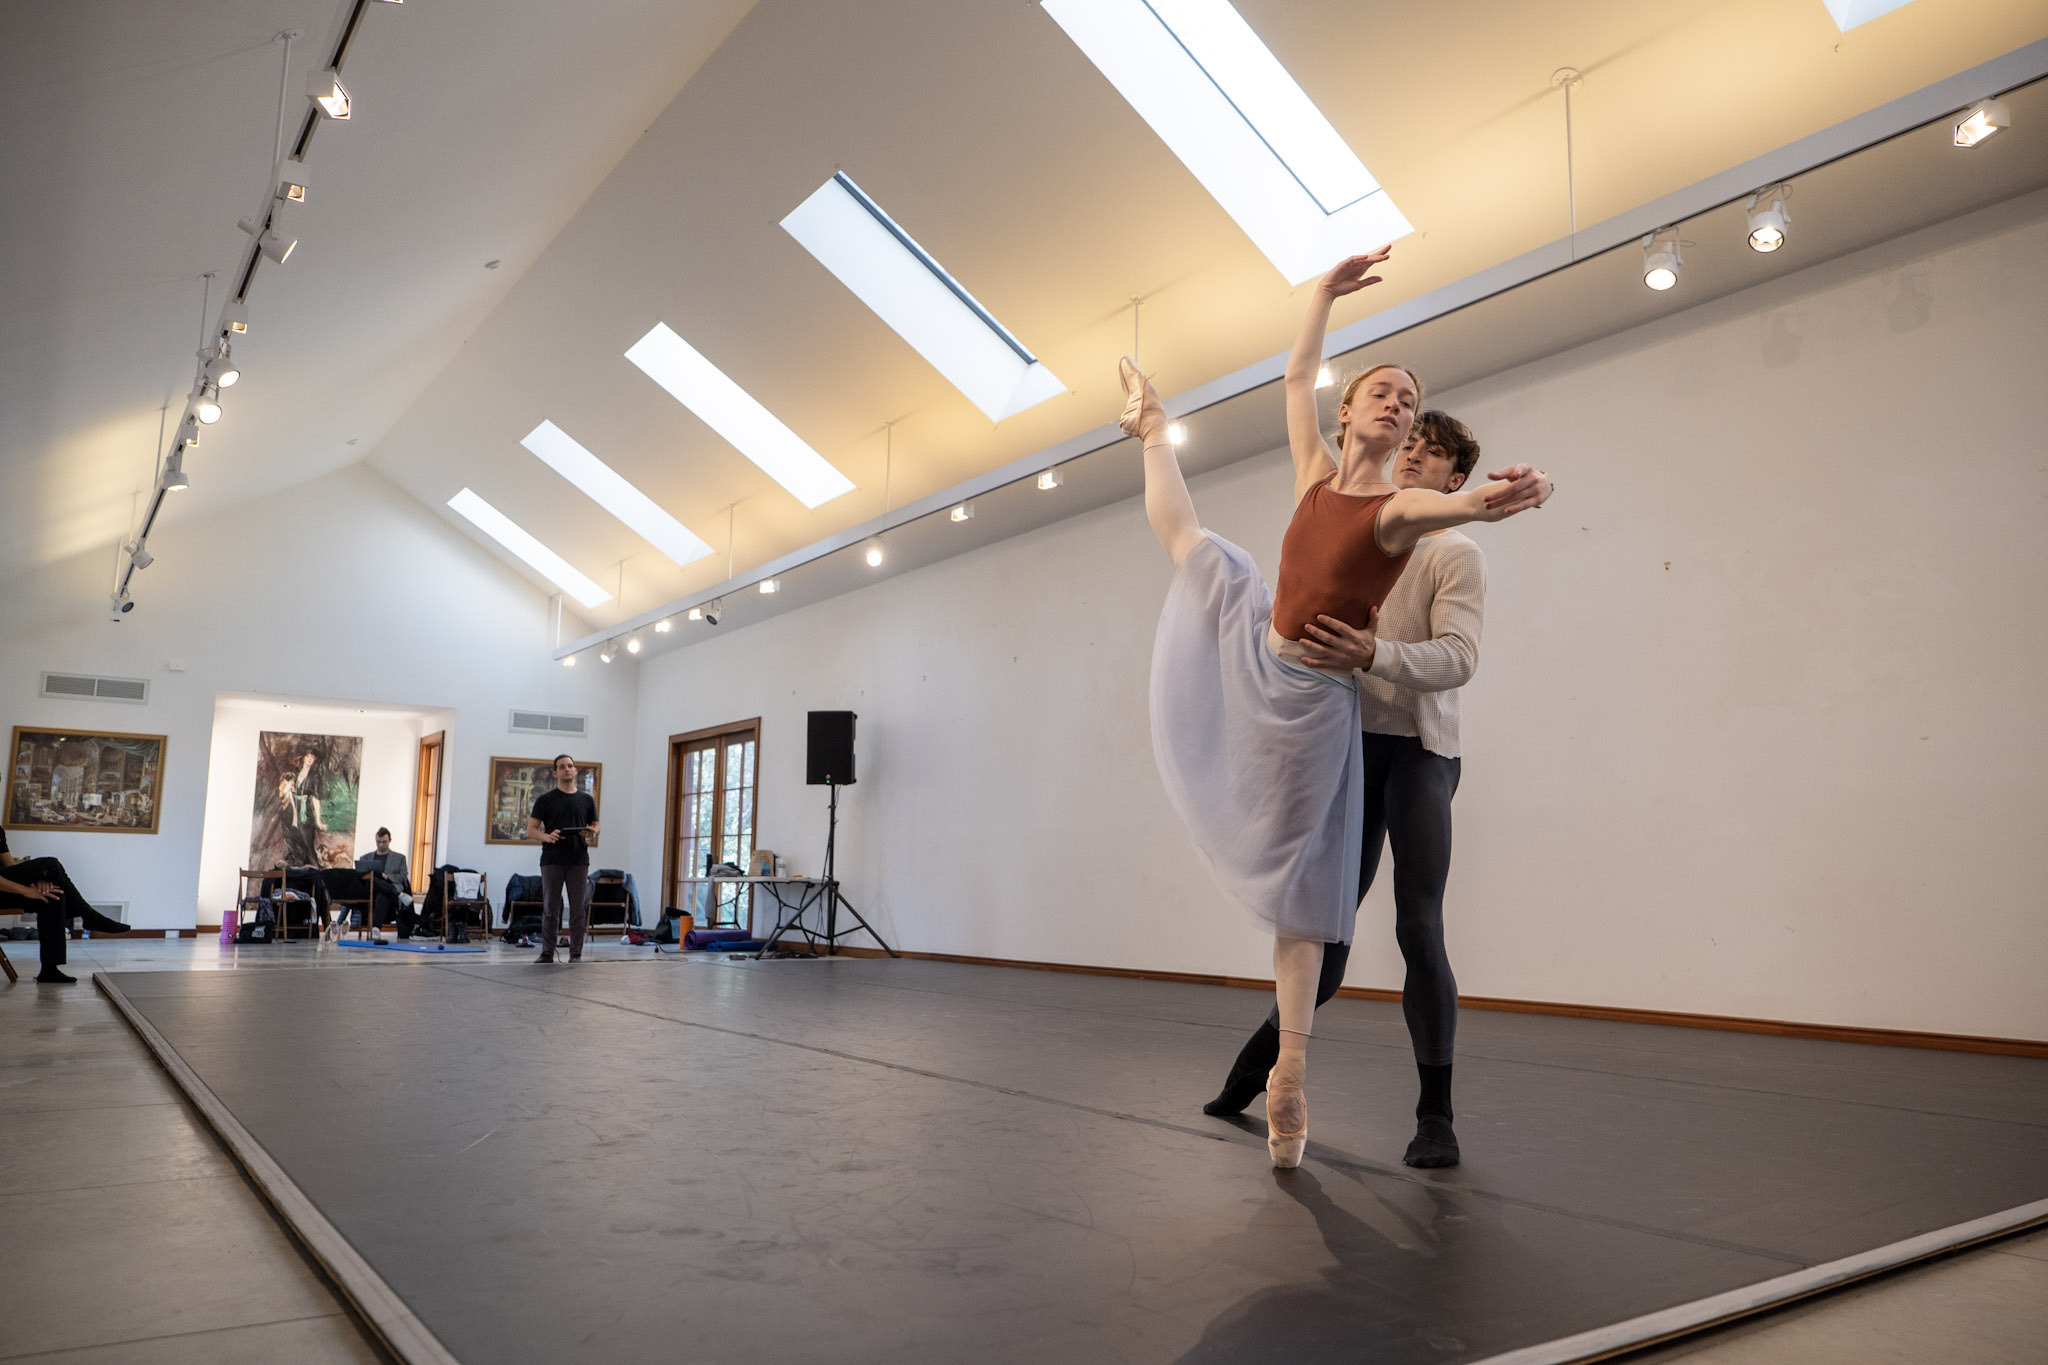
1150, 532, 1364, 943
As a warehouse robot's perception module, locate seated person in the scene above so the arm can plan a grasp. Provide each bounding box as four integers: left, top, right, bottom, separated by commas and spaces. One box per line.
0, 826, 129, 984
353, 826, 419, 938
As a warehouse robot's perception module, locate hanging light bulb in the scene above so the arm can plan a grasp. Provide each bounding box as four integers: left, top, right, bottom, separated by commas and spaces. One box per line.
1641, 229, 1682, 291
1745, 189, 1790, 253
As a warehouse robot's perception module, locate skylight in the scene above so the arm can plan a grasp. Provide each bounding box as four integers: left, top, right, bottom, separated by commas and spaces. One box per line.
624, 323, 854, 510
447, 487, 612, 610
519, 419, 713, 569
782, 173, 1065, 423
1043, 0, 1412, 284
1820, 0, 1918, 31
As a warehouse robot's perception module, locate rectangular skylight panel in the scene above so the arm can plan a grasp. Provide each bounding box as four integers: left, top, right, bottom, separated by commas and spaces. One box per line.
447, 487, 612, 609
520, 419, 713, 568
624, 323, 854, 510
1043, 0, 1411, 285
782, 174, 1064, 424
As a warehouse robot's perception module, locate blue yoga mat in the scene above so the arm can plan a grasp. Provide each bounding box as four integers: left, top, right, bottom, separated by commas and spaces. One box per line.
335, 940, 485, 954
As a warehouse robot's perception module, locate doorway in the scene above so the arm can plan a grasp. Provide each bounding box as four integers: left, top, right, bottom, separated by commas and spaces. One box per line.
663, 720, 760, 931
411, 730, 444, 892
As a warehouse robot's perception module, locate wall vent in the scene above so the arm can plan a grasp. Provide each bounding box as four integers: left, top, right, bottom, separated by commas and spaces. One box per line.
510, 710, 587, 738
41, 672, 149, 704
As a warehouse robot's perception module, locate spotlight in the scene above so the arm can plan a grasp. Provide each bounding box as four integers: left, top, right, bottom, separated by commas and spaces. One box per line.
865, 542, 885, 566
1745, 189, 1790, 253
109, 591, 134, 621
654, 618, 672, 633
686, 607, 703, 621
194, 384, 223, 424
177, 417, 200, 448
202, 344, 239, 388
1037, 467, 1063, 491
950, 503, 974, 522
1315, 365, 1333, 389
1954, 98, 2010, 148
626, 636, 642, 654
562, 654, 577, 667
1167, 422, 1188, 445
162, 454, 189, 492
599, 642, 616, 664
220, 302, 248, 335
126, 542, 153, 570
703, 599, 723, 626
308, 69, 352, 119
239, 218, 296, 264
1642, 230, 1682, 291
278, 176, 308, 204
759, 578, 779, 594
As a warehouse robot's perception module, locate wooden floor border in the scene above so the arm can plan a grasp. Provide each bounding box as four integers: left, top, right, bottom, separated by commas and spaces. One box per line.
812, 945, 2048, 1060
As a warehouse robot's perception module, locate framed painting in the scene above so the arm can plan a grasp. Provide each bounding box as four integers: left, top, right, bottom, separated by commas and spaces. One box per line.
6, 726, 167, 834
249, 731, 363, 869
487, 757, 602, 847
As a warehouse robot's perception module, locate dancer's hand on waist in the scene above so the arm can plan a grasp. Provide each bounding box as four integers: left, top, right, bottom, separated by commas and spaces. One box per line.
1297, 609, 1378, 671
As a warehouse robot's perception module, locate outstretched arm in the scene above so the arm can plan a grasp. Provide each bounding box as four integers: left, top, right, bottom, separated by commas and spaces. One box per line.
1377, 464, 1552, 554
1286, 250, 1391, 505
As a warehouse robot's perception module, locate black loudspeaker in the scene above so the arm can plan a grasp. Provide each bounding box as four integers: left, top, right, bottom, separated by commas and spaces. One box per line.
807, 711, 857, 786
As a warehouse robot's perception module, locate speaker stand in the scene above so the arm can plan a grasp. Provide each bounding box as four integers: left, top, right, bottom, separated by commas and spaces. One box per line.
758, 781, 896, 958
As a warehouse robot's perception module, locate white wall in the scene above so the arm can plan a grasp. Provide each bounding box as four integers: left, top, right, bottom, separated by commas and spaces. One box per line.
0, 464, 639, 929
630, 190, 2048, 1041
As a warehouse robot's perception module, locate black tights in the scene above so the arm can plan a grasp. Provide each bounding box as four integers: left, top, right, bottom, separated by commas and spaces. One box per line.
1, 857, 122, 969
1215, 733, 1461, 1095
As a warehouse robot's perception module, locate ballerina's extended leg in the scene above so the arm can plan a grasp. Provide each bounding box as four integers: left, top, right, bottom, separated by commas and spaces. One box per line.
1120, 358, 1203, 566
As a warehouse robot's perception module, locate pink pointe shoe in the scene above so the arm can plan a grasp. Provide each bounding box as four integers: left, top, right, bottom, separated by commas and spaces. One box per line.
1117, 357, 1165, 442
1265, 1062, 1307, 1168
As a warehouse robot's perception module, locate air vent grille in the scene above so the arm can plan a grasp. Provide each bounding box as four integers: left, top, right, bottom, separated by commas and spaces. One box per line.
41, 672, 149, 704
509, 710, 586, 738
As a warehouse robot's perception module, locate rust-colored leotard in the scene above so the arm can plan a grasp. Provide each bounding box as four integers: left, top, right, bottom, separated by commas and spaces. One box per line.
1269, 479, 1412, 642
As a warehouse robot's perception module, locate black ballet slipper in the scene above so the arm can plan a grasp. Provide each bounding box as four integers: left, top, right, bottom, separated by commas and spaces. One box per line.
1402, 1114, 1460, 1168
36, 967, 78, 984
1202, 1073, 1266, 1118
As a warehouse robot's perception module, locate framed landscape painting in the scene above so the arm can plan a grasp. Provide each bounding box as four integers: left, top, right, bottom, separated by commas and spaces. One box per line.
487, 757, 601, 847
6, 727, 167, 834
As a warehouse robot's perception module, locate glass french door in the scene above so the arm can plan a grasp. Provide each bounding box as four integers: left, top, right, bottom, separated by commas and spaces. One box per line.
410, 731, 444, 893
666, 722, 759, 930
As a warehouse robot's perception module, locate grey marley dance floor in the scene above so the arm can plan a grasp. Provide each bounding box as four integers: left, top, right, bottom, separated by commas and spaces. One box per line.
98, 957, 2048, 1365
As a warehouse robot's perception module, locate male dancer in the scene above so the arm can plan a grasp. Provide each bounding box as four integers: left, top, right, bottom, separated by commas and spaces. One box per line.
1204, 411, 1536, 1168
525, 753, 599, 963
354, 826, 417, 939
0, 826, 130, 983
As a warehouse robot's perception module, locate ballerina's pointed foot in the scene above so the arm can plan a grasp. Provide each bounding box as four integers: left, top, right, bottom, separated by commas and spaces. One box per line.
1117, 357, 1164, 441
1265, 1062, 1307, 1169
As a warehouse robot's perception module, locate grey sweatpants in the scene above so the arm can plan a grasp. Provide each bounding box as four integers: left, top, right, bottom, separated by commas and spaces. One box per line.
540, 865, 590, 956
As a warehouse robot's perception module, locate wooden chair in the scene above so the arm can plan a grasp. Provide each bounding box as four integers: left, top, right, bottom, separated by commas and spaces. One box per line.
436, 868, 490, 942
0, 940, 16, 984
588, 872, 632, 934
320, 867, 377, 942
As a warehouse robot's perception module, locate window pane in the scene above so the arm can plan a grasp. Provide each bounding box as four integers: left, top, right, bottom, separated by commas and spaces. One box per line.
741, 742, 756, 789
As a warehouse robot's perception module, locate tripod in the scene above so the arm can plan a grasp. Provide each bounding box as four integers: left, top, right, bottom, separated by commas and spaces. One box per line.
758, 780, 896, 958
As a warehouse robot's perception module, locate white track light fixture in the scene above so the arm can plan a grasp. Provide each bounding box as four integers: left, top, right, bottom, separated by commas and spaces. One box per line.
309, 69, 352, 119
1745, 187, 1791, 253
202, 342, 239, 388
239, 217, 296, 264
162, 453, 189, 492
279, 175, 309, 203
1316, 365, 1334, 389
1953, 98, 2010, 148
126, 542, 153, 571
1167, 422, 1189, 446
950, 503, 974, 522
654, 618, 672, 633
194, 384, 223, 424
626, 636, 643, 654
221, 302, 248, 335
1642, 230, 1683, 291
759, 578, 779, 594
687, 606, 703, 621
1037, 467, 1063, 491
599, 641, 616, 664
109, 591, 134, 622
562, 654, 577, 667
865, 541, 885, 566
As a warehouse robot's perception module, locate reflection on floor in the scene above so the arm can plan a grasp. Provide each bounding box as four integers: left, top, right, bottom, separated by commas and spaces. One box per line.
12, 936, 2037, 1364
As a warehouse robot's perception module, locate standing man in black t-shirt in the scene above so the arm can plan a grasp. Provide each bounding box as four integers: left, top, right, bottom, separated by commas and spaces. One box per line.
525, 753, 599, 964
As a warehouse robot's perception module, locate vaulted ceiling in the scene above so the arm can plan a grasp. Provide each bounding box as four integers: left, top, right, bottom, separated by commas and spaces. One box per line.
6, 0, 2045, 632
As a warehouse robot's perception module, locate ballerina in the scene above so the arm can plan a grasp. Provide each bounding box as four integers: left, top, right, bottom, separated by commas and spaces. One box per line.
1126, 246, 1549, 1166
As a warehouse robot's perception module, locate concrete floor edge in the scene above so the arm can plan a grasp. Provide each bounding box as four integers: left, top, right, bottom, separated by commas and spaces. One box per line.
95, 972, 457, 1365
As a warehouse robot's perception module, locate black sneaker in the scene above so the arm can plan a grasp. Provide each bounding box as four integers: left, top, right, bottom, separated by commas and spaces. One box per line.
534, 952, 556, 964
